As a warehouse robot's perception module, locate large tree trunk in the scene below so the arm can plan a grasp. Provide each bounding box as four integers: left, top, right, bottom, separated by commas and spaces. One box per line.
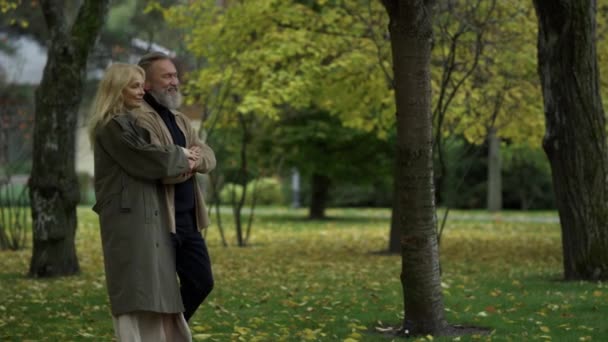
486, 127, 502, 212
533, 0, 608, 280
388, 163, 400, 253
382, 0, 448, 335
309, 173, 330, 219
29, 0, 109, 277
388, 200, 400, 253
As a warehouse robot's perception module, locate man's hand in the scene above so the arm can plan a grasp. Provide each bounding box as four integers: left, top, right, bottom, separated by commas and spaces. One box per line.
181, 147, 199, 178
189, 145, 203, 164
182, 146, 201, 163
188, 158, 197, 171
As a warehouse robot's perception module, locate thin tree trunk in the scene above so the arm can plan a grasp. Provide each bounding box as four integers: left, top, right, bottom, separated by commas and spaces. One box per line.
533, 0, 608, 280
233, 113, 250, 247
29, 0, 109, 278
382, 0, 448, 335
208, 172, 228, 247
309, 173, 330, 219
0, 118, 7, 166
244, 177, 259, 245
486, 127, 502, 212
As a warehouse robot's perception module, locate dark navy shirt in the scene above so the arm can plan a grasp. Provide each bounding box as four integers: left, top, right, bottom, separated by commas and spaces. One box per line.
144, 92, 196, 230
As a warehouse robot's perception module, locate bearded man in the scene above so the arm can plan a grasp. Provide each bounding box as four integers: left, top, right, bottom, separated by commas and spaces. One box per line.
134, 52, 216, 323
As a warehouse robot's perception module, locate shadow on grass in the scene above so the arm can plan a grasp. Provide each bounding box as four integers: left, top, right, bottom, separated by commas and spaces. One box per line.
369, 249, 399, 256
0, 272, 25, 280
258, 214, 384, 225
373, 323, 492, 339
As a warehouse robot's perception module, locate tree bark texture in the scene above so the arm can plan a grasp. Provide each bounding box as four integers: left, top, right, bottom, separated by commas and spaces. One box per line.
29, 0, 110, 277
486, 127, 502, 212
533, 0, 608, 280
382, 0, 448, 335
388, 198, 400, 253
309, 173, 330, 219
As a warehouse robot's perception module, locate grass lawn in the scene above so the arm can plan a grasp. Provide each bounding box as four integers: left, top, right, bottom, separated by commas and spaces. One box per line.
0, 207, 606, 341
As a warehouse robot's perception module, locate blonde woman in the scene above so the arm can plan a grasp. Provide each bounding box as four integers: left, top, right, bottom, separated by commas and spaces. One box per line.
89, 63, 197, 341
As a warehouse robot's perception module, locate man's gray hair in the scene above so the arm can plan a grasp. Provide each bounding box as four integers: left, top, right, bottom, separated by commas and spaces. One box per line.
138, 52, 173, 74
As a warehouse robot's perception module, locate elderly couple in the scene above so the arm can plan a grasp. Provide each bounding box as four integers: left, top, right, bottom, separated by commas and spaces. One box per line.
88, 53, 215, 341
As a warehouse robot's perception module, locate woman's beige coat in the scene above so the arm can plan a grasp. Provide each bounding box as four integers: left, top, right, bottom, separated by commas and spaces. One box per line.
93, 114, 190, 316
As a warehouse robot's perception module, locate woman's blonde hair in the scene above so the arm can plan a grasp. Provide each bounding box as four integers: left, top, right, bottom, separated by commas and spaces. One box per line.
87, 63, 145, 145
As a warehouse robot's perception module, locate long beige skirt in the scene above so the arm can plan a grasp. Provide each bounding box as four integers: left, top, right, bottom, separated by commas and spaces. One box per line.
112, 311, 192, 342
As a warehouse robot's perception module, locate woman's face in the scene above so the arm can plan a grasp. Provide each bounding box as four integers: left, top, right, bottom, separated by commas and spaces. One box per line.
122, 74, 145, 109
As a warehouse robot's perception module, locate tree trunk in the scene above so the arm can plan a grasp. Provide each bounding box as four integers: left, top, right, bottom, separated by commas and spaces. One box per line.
382, 0, 448, 335
234, 113, 249, 247
208, 172, 228, 247
533, 0, 608, 280
388, 166, 400, 254
309, 173, 330, 219
388, 207, 400, 253
29, 0, 110, 277
486, 127, 502, 212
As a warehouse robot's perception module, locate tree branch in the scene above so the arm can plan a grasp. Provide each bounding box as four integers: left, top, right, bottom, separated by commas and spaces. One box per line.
40, 0, 66, 34
70, 0, 111, 64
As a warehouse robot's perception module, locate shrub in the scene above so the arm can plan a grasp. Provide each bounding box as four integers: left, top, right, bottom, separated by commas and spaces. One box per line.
438, 138, 487, 209
78, 172, 95, 205
437, 138, 555, 210
502, 144, 555, 209
0, 183, 29, 206
0, 182, 29, 250
329, 181, 392, 207
219, 177, 285, 206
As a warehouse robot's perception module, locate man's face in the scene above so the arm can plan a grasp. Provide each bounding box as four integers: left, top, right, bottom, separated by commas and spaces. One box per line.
145, 59, 182, 109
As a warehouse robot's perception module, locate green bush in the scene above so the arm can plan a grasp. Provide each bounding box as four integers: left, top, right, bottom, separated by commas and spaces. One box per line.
78, 172, 95, 205
219, 177, 285, 206
329, 181, 392, 207
0, 183, 29, 250
502, 144, 555, 209
437, 138, 555, 210
438, 138, 487, 209
219, 183, 242, 205
0, 183, 29, 206
0, 160, 32, 176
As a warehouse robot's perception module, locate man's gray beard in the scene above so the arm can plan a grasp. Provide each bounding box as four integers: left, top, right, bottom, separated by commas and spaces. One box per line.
149, 89, 183, 110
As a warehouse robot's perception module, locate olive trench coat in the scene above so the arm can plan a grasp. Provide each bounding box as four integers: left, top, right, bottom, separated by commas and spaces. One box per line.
92, 114, 190, 316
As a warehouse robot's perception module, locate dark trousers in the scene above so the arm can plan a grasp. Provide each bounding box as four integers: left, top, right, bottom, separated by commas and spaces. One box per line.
171, 226, 214, 322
